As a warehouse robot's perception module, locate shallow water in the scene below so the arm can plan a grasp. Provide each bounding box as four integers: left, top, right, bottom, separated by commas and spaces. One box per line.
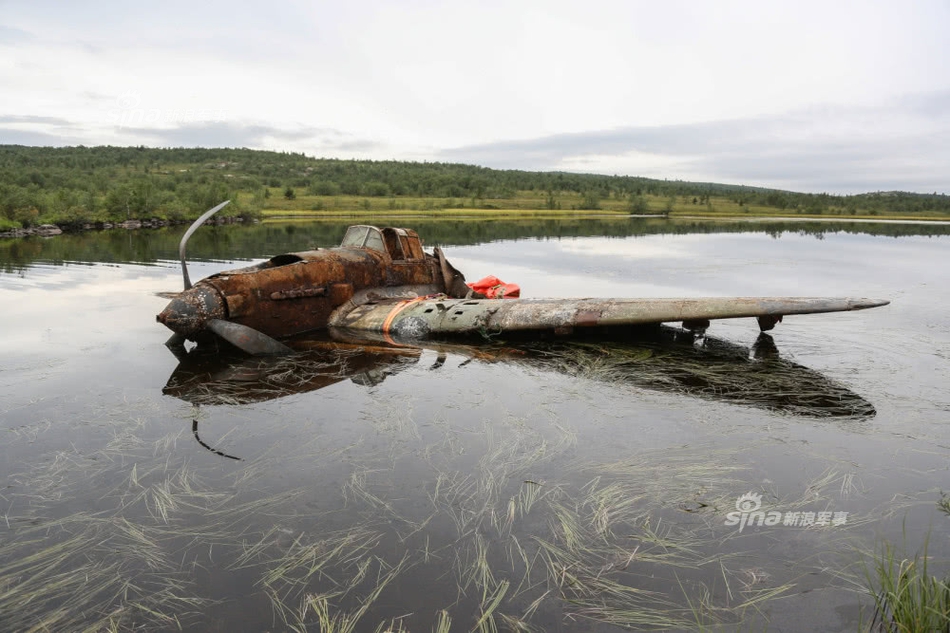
1, 219, 949, 632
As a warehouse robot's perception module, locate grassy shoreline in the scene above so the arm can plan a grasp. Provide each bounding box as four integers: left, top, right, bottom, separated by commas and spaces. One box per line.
260, 206, 950, 224
255, 190, 950, 223
4, 187, 950, 237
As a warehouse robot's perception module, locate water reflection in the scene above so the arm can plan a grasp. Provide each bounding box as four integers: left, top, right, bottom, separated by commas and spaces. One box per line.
4, 216, 950, 274
164, 328, 876, 433
3, 218, 946, 632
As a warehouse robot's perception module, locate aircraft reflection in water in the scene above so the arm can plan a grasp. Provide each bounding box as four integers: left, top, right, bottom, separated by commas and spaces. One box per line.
164, 328, 875, 457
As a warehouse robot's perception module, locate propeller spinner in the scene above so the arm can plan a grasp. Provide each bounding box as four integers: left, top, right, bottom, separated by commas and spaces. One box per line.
157, 201, 292, 356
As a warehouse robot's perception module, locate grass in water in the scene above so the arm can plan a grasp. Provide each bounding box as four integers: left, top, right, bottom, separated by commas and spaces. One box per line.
2, 344, 880, 631
867, 534, 950, 632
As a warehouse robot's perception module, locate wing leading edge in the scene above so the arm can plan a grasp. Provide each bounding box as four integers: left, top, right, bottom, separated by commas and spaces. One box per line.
333, 296, 890, 339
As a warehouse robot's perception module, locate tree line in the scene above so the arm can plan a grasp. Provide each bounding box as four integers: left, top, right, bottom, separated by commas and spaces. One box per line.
1, 145, 948, 229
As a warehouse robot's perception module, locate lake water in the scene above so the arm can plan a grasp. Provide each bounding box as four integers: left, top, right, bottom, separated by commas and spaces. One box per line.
1, 217, 949, 632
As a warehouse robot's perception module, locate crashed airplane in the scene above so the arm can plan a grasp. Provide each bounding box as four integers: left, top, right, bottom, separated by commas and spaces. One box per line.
156, 201, 889, 356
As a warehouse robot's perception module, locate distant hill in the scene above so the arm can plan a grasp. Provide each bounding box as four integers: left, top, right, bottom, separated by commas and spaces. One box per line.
1, 145, 948, 229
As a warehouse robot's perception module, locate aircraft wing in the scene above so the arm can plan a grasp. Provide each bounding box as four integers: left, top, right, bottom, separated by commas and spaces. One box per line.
333, 296, 889, 339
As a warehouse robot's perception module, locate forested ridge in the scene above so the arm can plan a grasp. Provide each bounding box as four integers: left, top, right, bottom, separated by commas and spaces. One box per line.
1, 145, 948, 230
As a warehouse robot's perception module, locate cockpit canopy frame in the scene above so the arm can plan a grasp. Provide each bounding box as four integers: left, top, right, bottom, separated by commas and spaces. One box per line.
341, 225, 424, 262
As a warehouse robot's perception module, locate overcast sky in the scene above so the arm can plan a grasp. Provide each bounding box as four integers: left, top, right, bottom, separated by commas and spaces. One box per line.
1, 0, 948, 194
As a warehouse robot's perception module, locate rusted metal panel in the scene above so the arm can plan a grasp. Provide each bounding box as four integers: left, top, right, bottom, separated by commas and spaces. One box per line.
270, 287, 327, 301
402, 229, 425, 260
329, 283, 354, 305
194, 241, 447, 339
225, 293, 247, 318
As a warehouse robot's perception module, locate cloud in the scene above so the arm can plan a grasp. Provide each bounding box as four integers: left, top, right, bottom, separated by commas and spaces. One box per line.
122, 121, 386, 155
895, 89, 950, 119
0, 25, 34, 45
1, 1, 948, 194
0, 128, 76, 146
121, 122, 312, 147
691, 133, 950, 193
440, 120, 759, 168
0, 115, 74, 126
440, 95, 950, 193
0, 114, 97, 146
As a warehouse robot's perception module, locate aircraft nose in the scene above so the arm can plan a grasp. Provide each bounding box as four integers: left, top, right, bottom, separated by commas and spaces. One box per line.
156, 285, 226, 337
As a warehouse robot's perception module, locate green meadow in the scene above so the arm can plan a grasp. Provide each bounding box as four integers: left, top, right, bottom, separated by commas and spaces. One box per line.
255, 189, 949, 223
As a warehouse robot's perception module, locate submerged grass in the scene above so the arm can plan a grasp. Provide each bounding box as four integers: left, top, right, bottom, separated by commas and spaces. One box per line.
0, 515, 204, 631
266, 553, 409, 632
0, 407, 313, 630
0, 343, 890, 631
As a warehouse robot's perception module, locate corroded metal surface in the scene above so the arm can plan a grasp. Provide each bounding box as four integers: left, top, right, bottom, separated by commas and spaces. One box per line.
270, 287, 327, 301
206, 319, 292, 355
156, 284, 226, 337
333, 296, 890, 338
158, 225, 467, 345
159, 221, 890, 354
205, 247, 438, 338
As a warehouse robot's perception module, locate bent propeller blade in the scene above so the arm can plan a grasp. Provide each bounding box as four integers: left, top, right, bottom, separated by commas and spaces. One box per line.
206, 319, 292, 356
180, 200, 230, 290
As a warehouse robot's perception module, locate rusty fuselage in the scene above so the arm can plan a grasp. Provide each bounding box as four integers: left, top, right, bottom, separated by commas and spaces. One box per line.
156, 226, 452, 341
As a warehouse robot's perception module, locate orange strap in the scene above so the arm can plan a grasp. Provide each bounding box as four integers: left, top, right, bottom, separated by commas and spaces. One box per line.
380, 295, 442, 344
381, 296, 430, 335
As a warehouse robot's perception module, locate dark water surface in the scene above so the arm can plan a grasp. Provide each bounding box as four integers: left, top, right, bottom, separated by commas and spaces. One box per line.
1, 218, 949, 632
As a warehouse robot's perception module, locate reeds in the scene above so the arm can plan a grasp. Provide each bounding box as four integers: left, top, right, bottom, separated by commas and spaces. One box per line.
2, 341, 879, 631
866, 534, 950, 632
0, 514, 204, 631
